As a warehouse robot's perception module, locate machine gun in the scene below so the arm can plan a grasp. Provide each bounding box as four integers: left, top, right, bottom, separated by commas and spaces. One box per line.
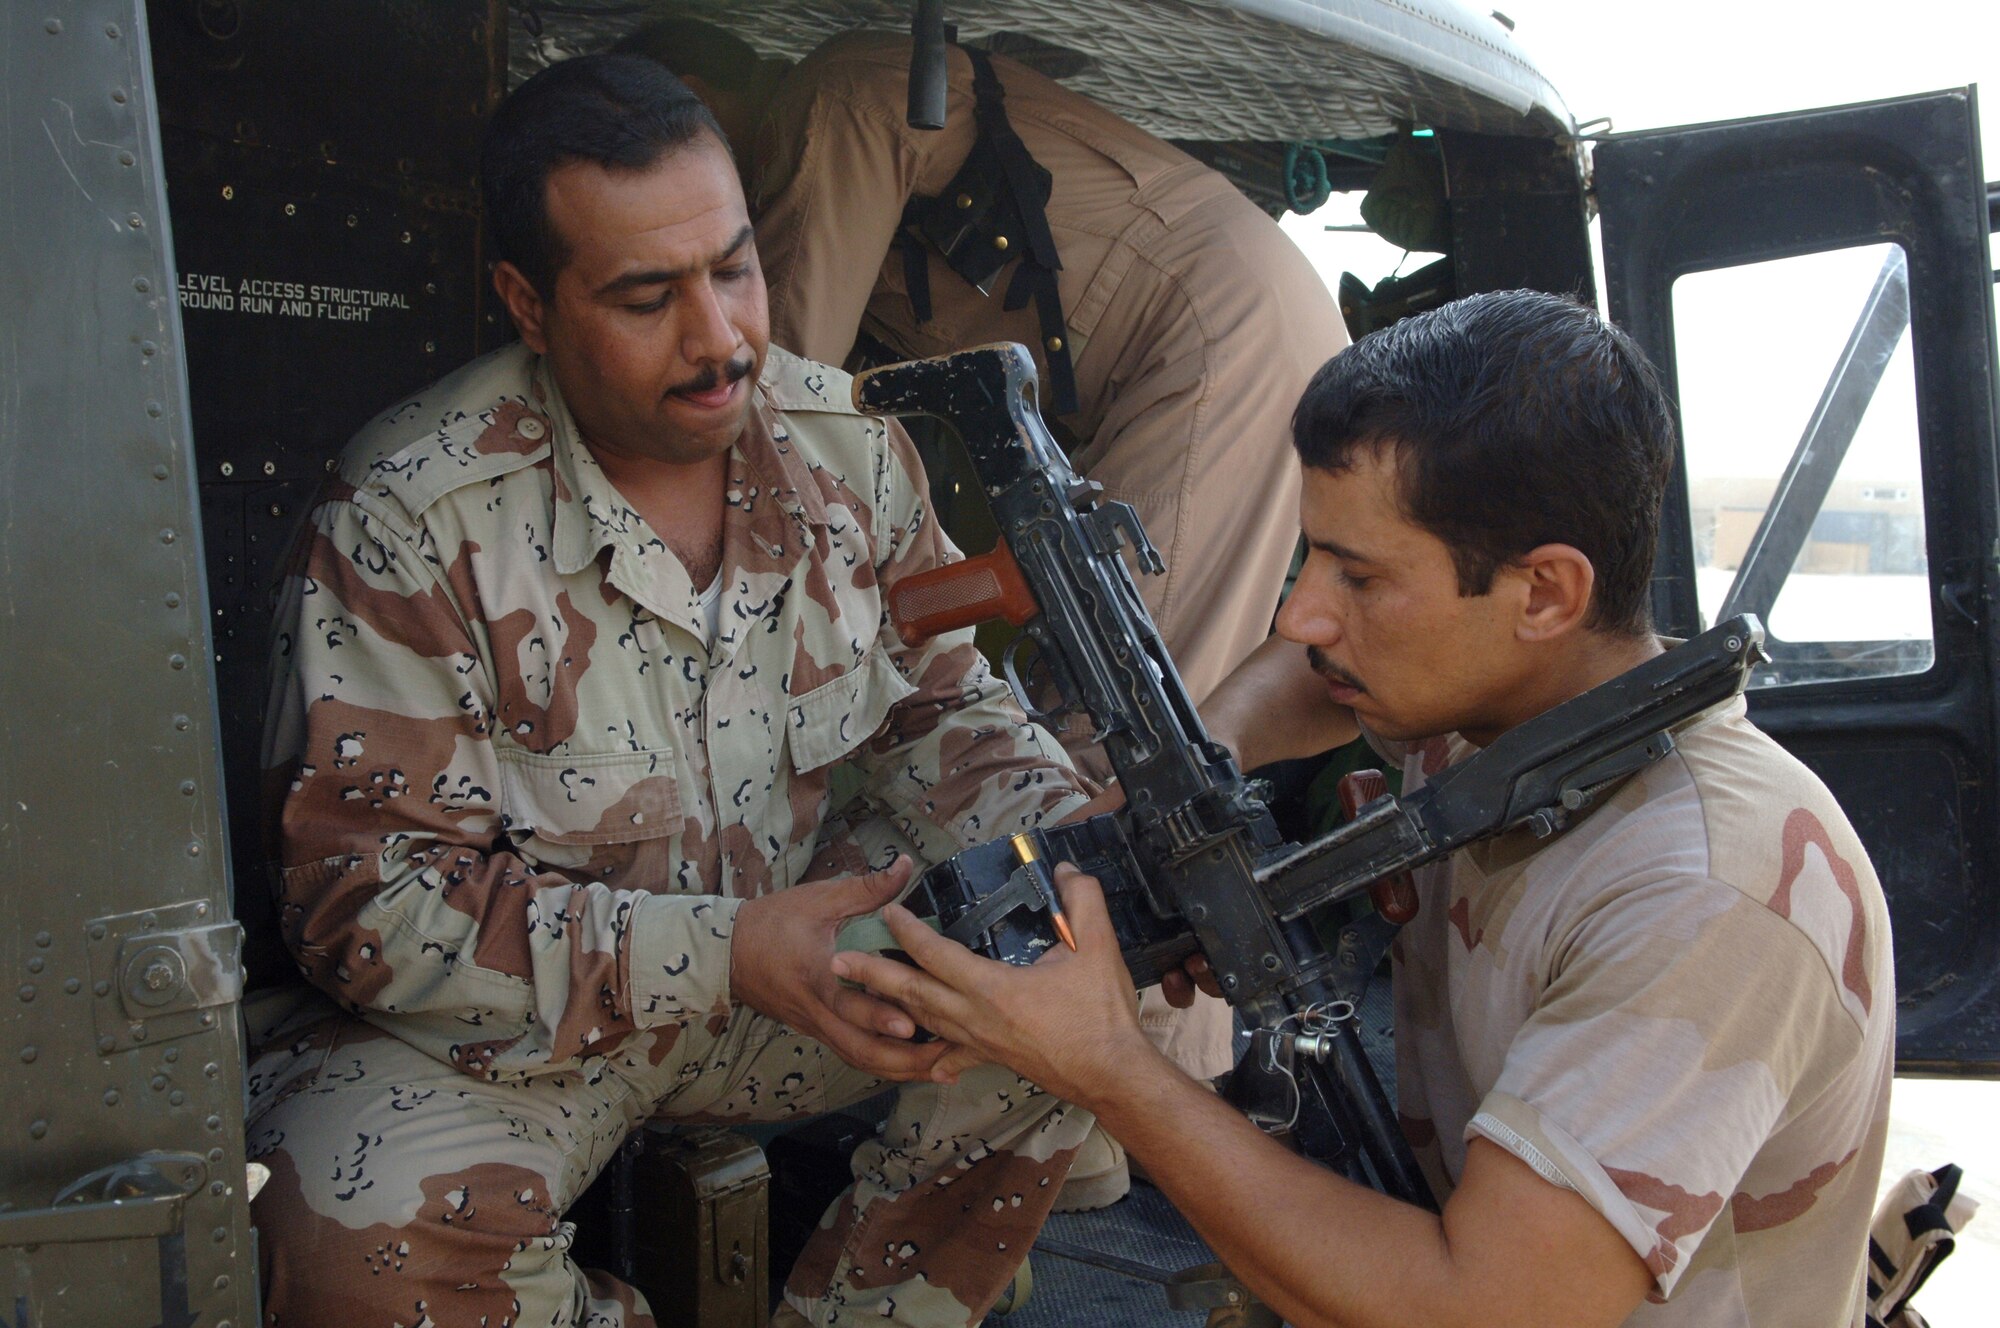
854, 342, 1765, 1208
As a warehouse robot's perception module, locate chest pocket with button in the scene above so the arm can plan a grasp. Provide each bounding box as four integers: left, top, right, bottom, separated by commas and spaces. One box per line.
496, 746, 682, 867
785, 645, 919, 775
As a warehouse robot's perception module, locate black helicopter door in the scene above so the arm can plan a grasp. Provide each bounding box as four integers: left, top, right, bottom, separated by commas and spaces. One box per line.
1596, 89, 2000, 1072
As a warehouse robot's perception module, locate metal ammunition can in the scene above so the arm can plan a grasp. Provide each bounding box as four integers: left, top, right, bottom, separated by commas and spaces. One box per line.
630, 1125, 771, 1328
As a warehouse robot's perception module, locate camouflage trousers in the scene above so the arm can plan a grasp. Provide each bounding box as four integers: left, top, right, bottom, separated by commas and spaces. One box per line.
243, 985, 1091, 1328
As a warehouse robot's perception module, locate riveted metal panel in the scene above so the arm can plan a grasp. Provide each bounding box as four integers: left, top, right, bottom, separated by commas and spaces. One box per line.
0, 1, 257, 1323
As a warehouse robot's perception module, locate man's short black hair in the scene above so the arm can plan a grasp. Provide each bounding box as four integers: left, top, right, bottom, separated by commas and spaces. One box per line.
1292, 290, 1675, 636
480, 53, 730, 297
612, 17, 760, 91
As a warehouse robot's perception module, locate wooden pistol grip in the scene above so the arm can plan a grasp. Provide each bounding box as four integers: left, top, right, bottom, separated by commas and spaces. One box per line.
1336, 768, 1421, 925
888, 542, 1038, 647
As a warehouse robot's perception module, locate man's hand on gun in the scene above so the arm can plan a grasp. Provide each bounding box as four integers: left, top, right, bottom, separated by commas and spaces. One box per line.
1159, 951, 1225, 1009
1060, 779, 1230, 1011
831, 862, 1160, 1101
729, 856, 956, 1081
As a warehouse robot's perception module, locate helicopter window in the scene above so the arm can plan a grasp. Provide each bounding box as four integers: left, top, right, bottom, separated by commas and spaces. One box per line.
1670, 242, 1933, 686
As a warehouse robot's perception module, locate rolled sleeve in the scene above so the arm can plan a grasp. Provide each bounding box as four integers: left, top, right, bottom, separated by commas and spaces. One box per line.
1469, 1092, 1672, 1280
626, 892, 746, 1028
1472, 880, 1863, 1297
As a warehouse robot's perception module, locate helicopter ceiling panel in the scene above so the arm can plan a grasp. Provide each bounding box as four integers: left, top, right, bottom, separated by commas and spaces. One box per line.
508, 0, 1572, 143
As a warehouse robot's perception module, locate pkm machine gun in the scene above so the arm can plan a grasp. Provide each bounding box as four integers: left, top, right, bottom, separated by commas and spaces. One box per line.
853, 343, 1765, 1209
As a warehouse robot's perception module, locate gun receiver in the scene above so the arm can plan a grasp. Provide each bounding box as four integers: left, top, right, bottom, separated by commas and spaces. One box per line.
860, 343, 1249, 824
854, 344, 1765, 1214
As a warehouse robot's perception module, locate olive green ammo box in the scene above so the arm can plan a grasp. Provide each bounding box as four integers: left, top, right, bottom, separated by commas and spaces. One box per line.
631, 1125, 772, 1328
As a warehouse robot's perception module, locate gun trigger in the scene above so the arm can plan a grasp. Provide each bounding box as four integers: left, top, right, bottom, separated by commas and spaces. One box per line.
1000, 634, 1059, 721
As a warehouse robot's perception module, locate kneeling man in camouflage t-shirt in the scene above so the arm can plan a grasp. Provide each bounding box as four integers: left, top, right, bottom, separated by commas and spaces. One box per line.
836, 290, 1894, 1327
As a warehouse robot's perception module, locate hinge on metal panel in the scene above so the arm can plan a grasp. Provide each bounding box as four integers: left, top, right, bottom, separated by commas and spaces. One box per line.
0, 1152, 206, 1248
85, 901, 243, 1054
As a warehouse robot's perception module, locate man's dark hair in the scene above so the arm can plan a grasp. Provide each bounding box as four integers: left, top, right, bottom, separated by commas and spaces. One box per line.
1292, 290, 1676, 636
480, 53, 729, 297
612, 17, 760, 91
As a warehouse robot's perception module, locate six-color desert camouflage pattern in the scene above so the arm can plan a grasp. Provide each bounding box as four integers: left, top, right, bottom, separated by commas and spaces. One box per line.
247, 342, 1095, 1327
1384, 698, 1896, 1327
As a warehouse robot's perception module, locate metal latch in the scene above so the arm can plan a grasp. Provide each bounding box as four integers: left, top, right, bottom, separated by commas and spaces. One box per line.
0, 1152, 205, 1249
1165, 1261, 1281, 1326
712, 1184, 756, 1287
86, 900, 243, 1053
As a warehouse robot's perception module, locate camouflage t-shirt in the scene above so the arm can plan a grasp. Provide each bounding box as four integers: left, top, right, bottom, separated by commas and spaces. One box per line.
1382, 697, 1894, 1325
263, 342, 1087, 1080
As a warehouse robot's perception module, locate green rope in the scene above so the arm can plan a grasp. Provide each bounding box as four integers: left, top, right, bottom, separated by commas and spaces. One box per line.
1283, 141, 1332, 213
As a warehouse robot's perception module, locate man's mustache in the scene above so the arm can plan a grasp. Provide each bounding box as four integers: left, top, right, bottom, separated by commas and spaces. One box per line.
1308, 646, 1365, 695
665, 354, 755, 398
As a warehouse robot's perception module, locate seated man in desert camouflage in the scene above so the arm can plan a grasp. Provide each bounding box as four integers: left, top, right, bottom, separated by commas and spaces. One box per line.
245, 54, 1093, 1328
619, 19, 1353, 1170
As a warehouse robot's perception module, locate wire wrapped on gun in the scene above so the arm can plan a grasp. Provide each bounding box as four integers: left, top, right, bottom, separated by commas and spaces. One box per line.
853, 342, 1766, 1214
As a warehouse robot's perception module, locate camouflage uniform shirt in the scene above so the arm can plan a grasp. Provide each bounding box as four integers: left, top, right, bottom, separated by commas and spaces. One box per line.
263, 342, 1087, 1080
1384, 697, 1894, 1325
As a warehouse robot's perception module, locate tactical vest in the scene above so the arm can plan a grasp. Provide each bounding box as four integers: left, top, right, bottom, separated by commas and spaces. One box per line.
896, 48, 1079, 416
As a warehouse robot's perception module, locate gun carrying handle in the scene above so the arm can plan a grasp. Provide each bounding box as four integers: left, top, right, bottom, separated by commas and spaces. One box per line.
889, 541, 1039, 647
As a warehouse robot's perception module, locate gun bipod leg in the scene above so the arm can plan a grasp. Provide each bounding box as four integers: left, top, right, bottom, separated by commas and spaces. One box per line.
1300, 1013, 1435, 1209
1214, 984, 1434, 1207
1221, 993, 1367, 1187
